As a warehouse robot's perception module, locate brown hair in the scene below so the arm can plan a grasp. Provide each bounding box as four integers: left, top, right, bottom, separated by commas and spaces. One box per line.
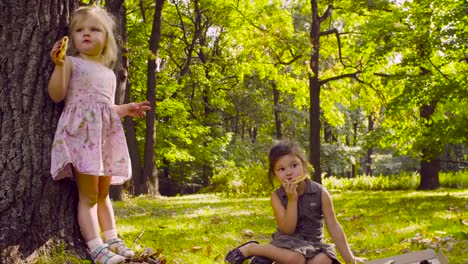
268, 140, 309, 186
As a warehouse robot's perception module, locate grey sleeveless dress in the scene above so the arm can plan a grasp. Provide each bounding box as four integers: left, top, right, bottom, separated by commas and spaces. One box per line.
270, 179, 340, 263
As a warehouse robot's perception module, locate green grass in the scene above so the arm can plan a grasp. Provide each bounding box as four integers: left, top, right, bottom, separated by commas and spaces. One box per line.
105, 189, 467, 264
35, 171, 468, 263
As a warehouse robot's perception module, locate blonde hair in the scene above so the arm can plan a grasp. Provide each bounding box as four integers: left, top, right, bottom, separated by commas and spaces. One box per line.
69, 6, 117, 68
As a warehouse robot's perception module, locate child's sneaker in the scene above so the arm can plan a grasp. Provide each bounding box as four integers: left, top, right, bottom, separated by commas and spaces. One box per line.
90, 243, 125, 264
107, 238, 135, 260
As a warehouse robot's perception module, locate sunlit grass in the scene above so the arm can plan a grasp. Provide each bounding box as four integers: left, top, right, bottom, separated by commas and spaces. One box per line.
36, 188, 467, 263
107, 190, 468, 263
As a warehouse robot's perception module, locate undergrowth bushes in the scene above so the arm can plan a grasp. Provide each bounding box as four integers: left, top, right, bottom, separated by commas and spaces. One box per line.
322, 172, 420, 191
210, 168, 468, 196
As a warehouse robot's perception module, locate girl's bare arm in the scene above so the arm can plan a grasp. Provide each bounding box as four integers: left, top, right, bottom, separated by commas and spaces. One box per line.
271, 191, 298, 235
113, 101, 151, 118
48, 41, 72, 103
322, 188, 357, 263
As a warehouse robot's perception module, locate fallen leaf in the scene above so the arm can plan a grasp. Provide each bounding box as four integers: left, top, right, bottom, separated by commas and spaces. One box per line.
190, 245, 203, 252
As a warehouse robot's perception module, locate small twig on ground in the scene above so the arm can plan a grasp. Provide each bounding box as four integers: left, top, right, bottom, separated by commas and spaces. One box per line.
132, 227, 145, 249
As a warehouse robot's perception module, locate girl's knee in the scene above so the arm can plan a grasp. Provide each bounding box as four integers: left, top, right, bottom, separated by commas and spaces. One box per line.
306, 253, 332, 264
79, 191, 99, 206
97, 191, 109, 202
286, 253, 306, 264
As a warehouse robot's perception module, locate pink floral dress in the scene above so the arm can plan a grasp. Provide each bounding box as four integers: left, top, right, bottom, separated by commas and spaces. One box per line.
50, 56, 131, 185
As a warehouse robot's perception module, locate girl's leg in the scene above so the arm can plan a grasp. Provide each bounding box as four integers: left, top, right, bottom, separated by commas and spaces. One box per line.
306, 252, 333, 264
76, 173, 101, 243
76, 173, 125, 264
97, 176, 134, 259
96, 176, 116, 233
242, 243, 306, 264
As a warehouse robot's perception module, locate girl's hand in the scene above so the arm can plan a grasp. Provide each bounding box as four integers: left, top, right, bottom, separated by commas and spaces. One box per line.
125, 101, 151, 118
352, 256, 366, 263
282, 179, 298, 201
349, 257, 367, 264
50, 40, 66, 66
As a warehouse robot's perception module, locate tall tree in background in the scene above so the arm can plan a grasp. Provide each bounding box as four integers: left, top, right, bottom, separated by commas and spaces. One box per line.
0, 0, 89, 262
369, 0, 467, 189
141, 0, 165, 195
107, 0, 132, 200
308, 0, 364, 183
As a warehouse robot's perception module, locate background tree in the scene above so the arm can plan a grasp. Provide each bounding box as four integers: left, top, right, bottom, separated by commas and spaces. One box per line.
141, 0, 165, 195
363, 0, 468, 189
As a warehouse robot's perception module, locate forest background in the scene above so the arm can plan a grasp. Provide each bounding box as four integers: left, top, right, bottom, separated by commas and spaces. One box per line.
0, 0, 466, 263
114, 0, 467, 196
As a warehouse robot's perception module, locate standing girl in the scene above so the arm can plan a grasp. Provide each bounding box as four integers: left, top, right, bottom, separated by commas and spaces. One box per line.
48, 6, 150, 264
225, 141, 365, 264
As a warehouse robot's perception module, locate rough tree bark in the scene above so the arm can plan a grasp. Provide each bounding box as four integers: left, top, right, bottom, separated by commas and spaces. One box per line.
0, 0, 88, 263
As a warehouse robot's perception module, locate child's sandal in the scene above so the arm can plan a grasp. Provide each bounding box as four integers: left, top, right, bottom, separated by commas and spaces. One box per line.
225, 241, 259, 264
107, 238, 135, 260
90, 243, 125, 264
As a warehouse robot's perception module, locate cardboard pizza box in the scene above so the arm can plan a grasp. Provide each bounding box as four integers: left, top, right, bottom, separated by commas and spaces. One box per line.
365, 249, 449, 264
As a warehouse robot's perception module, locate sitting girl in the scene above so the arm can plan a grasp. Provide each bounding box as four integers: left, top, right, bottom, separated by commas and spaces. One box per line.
225, 140, 365, 264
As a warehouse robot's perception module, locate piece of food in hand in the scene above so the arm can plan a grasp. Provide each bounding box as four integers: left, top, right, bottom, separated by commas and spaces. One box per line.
54, 36, 69, 60
291, 175, 307, 184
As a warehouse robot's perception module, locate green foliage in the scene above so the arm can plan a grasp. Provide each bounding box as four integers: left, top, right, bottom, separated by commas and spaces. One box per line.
323, 173, 421, 191
368, 0, 468, 159
212, 169, 468, 195
122, 0, 466, 193
207, 161, 272, 197
440, 170, 468, 189
322, 170, 468, 191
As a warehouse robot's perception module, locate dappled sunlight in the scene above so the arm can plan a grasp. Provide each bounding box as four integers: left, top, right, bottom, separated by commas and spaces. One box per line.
116, 224, 140, 234
184, 207, 256, 219
395, 223, 425, 234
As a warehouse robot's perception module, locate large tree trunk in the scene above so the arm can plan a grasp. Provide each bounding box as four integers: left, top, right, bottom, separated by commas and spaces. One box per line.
0, 0, 88, 263
419, 158, 441, 190
419, 103, 440, 190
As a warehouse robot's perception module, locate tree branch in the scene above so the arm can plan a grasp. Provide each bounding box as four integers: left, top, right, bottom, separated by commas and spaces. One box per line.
270, 48, 302, 65
320, 4, 334, 23
426, 56, 453, 83
319, 72, 361, 86
319, 29, 346, 67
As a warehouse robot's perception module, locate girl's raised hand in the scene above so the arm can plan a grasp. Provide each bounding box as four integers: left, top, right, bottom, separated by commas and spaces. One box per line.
126, 101, 151, 118
50, 40, 66, 66
282, 180, 298, 200
352, 256, 367, 263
